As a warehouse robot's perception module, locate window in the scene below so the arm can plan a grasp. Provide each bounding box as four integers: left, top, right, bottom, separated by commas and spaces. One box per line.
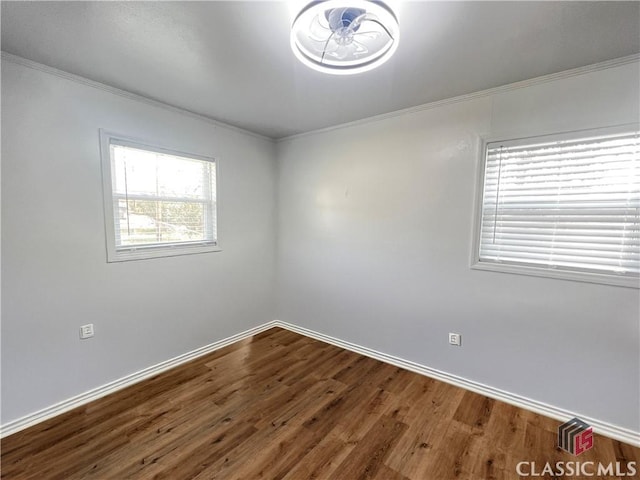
100, 131, 219, 262
472, 126, 639, 287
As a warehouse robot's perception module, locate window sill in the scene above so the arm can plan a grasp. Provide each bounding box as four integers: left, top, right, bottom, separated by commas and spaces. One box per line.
107, 243, 222, 262
471, 261, 639, 289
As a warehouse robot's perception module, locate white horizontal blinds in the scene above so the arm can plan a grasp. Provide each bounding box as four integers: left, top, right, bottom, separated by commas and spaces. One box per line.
110, 142, 216, 249
479, 130, 640, 277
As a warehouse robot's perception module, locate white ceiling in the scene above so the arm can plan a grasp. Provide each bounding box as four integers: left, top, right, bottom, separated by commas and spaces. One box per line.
2, 1, 639, 139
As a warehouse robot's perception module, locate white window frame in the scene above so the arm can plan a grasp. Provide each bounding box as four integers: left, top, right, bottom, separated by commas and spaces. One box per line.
471, 124, 639, 288
99, 130, 221, 262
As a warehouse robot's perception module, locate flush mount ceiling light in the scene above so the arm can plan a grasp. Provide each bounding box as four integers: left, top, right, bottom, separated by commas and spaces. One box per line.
290, 0, 399, 75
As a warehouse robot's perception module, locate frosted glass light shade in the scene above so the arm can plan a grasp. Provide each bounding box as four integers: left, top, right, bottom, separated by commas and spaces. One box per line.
290, 0, 399, 75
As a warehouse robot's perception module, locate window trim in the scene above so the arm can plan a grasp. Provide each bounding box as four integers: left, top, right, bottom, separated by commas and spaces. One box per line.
470, 124, 639, 289
99, 130, 221, 262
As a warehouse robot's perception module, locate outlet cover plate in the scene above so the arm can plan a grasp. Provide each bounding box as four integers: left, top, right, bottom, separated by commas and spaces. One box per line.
80, 324, 94, 339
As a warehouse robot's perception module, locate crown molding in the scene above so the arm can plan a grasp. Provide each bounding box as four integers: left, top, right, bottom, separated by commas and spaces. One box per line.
1, 51, 273, 143
277, 53, 640, 143
2, 50, 638, 146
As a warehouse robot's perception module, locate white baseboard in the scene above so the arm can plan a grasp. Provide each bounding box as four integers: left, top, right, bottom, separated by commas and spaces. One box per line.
0, 321, 278, 438
3, 319, 638, 448
272, 321, 640, 447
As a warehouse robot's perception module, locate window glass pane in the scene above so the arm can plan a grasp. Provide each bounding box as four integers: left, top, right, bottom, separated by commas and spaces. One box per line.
107, 140, 216, 252
116, 199, 209, 246
112, 145, 212, 200
477, 128, 640, 283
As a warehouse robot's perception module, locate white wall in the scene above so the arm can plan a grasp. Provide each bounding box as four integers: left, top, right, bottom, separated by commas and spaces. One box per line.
276, 61, 640, 432
2, 55, 639, 436
1, 59, 277, 424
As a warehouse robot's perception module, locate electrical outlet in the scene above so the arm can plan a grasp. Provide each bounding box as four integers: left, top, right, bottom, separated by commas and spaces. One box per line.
80, 324, 94, 339
449, 332, 461, 346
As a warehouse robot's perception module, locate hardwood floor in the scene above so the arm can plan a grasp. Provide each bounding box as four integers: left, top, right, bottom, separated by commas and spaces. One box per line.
2, 327, 638, 479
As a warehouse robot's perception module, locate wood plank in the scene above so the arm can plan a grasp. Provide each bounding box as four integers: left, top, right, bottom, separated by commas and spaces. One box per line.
328, 415, 408, 480
2, 327, 638, 479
